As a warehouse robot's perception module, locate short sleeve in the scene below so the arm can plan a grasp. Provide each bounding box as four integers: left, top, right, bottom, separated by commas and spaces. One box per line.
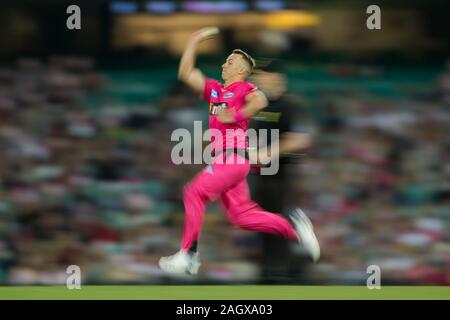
244, 82, 258, 98
202, 78, 221, 102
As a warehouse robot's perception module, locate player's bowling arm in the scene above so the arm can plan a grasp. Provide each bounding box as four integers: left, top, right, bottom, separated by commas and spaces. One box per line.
179, 68, 205, 96
178, 41, 205, 95
178, 28, 218, 95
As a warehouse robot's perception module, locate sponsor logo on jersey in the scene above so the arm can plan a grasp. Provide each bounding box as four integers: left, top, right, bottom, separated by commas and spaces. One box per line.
209, 102, 228, 115
223, 92, 234, 99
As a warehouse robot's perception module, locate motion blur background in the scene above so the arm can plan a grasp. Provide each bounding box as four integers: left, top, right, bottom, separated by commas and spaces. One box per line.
0, 0, 449, 285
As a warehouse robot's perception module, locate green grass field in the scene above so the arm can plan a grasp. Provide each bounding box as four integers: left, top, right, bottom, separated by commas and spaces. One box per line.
0, 286, 449, 300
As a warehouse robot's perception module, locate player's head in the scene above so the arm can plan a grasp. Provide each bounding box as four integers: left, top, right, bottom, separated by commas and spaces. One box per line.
221, 49, 255, 82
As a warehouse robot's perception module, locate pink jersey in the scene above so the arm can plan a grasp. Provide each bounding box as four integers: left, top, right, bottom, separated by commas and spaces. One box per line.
203, 78, 257, 153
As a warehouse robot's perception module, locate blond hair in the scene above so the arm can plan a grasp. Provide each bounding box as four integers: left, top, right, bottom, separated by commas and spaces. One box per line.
232, 49, 256, 76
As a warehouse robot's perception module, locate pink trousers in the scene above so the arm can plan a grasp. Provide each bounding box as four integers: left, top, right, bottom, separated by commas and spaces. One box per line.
181, 153, 298, 251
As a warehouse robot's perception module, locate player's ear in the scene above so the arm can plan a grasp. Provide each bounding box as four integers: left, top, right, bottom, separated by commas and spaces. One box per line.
241, 66, 250, 77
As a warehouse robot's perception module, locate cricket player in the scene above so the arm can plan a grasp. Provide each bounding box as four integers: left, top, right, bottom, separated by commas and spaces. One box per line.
159, 27, 319, 275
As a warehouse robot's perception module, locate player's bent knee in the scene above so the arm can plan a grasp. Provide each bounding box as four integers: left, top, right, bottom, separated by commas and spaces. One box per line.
226, 214, 248, 229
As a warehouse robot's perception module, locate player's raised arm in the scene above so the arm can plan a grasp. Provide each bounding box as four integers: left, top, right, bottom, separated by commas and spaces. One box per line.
178, 27, 219, 95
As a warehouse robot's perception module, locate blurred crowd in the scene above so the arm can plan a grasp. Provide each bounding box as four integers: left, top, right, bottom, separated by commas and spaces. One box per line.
0, 57, 263, 285
298, 82, 450, 285
0, 57, 448, 285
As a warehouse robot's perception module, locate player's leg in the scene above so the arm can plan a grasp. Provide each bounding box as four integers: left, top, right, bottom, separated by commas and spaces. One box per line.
180, 155, 250, 250
220, 179, 320, 262
220, 179, 297, 239
159, 153, 249, 274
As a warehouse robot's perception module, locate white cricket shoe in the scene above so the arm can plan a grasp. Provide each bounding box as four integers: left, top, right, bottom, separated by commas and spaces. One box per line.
290, 208, 320, 263
159, 250, 201, 275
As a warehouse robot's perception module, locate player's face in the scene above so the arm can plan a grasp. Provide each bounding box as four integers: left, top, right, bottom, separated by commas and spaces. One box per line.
221, 54, 246, 81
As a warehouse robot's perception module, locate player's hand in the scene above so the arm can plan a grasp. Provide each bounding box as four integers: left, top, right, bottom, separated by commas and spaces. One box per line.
190, 27, 220, 43
217, 108, 235, 124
